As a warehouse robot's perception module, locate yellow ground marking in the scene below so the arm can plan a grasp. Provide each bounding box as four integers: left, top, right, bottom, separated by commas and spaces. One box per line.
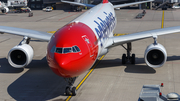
161, 11, 164, 28
114, 33, 128, 36
65, 55, 105, 101
47, 31, 56, 34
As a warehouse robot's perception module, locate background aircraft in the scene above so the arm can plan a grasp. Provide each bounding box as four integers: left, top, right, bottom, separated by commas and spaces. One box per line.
1, 0, 180, 96
0, 1, 9, 13
0, 0, 28, 14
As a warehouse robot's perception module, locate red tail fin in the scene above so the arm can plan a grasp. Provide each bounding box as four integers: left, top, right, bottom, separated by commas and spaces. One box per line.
102, 0, 108, 3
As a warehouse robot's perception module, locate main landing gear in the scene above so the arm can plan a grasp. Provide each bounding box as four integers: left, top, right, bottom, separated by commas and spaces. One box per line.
64, 78, 77, 96
121, 43, 135, 64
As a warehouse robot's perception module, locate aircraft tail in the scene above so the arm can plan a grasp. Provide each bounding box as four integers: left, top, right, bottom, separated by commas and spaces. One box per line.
102, 0, 108, 3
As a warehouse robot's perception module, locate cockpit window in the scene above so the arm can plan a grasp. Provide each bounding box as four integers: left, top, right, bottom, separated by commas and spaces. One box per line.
63, 48, 72, 53
74, 46, 80, 52
55, 46, 80, 54
72, 47, 76, 52
56, 48, 63, 53
51, 46, 56, 53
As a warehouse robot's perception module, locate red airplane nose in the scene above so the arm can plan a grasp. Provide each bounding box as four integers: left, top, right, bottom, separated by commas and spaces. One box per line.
47, 22, 99, 78
53, 52, 82, 77
53, 53, 71, 77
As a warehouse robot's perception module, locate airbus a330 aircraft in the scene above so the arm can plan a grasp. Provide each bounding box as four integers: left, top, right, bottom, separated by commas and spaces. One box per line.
1, 0, 180, 96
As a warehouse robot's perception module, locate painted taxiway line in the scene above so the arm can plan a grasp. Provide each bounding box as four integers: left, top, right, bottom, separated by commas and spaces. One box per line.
114, 33, 129, 36
47, 31, 56, 34
0, 38, 10, 43
58, 12, 80, 21
161, 11, 164, 28
65, 55, 105, 101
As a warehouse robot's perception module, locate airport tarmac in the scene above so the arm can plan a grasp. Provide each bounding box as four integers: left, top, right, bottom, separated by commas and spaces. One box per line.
0, 9, 180, 101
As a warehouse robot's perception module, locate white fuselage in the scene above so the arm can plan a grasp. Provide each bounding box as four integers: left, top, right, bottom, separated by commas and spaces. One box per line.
71, 2, 117, 57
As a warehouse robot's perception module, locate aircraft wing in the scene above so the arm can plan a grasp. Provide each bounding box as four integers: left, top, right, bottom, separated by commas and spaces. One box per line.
113, 0, 154, 8
62, 0, 153, 9
0, 26, 52, 41
105, 26, 180, 48
61, 0, 95, 8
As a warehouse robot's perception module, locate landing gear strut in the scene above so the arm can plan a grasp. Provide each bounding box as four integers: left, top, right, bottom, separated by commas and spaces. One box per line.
64, 78, 77, 96
121, 43, 135, 64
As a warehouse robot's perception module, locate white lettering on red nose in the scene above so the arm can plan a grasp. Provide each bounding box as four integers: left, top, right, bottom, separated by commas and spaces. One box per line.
82, 35, 94, 57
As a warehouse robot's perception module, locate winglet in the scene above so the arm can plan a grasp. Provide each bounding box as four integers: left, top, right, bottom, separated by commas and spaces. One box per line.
102, 0, 108, 3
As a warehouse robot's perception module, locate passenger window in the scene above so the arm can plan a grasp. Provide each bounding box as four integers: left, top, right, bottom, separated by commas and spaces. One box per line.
56, 48, 63, 53
63, 48, 72, 53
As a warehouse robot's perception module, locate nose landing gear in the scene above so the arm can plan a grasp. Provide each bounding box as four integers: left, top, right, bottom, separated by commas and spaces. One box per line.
64, 77, 77, 96
65, 86, 76, 96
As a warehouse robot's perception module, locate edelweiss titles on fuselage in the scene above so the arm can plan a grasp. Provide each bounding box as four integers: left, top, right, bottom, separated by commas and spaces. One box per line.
94, 12, 115, 47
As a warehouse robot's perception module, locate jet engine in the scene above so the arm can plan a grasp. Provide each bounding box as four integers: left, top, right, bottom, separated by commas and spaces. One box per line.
1, 7, 9, 13
8, 44, 34, 68
144, 43, 167, 68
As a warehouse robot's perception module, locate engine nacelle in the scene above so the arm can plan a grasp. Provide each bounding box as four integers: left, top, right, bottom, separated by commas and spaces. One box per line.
144, 43, 167, 68
8, 44, 34, 68
1, 7, 9, 13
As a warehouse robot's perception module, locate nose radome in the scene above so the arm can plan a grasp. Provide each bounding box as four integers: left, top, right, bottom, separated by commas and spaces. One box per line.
53, 51, 92, 78
47, 22, 99, 78
54, 53, 70, 71
54, 52, 83, 76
